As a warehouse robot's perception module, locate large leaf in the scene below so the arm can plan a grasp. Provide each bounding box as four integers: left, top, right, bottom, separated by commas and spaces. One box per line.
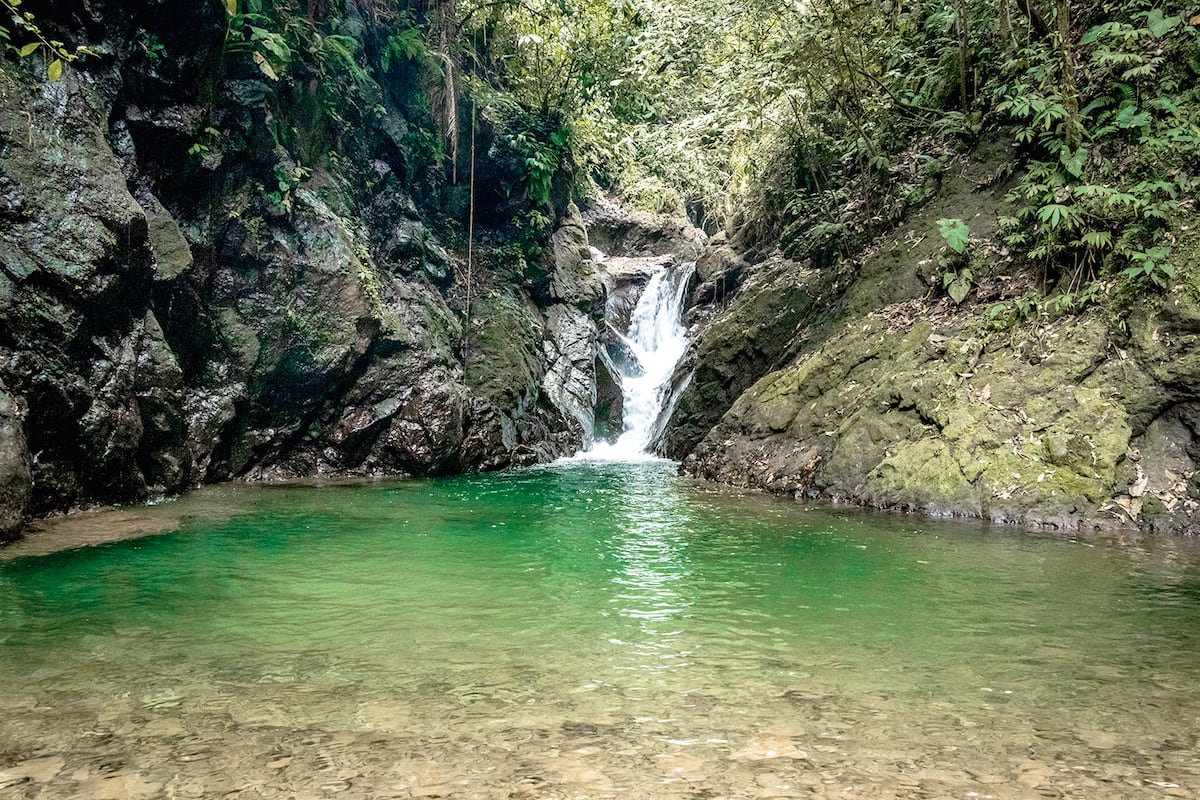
936, 218, 970, 254
1060, 146, 1087, 178
948, 277, 971, 304
252, 51, 278, 80
1146, 10, 1181, 38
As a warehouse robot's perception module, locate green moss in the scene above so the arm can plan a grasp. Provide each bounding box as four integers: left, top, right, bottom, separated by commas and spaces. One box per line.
217, 308, 261, 371
868, 438, 979, 512
464, 288, 543, 412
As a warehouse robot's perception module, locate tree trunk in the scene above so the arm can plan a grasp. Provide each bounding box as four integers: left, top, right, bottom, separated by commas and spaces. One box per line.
953, 0, 970, 109
1054, 0, 1082, 150
1015, 0, 1051, 38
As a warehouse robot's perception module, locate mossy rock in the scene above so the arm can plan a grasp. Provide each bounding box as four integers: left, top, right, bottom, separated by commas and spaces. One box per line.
465, 288, 544, 412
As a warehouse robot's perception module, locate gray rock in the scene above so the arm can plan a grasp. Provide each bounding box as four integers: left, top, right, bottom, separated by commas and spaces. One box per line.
599, 254, 674, 333
542, 304, 599, 446
0, 385, 31, 539
549, 202, 604, 311
583, 196, 708, 261
138, 190, 194, 280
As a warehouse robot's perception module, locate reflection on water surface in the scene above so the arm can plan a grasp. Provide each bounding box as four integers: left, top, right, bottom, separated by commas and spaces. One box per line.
1, 461, 1199, 798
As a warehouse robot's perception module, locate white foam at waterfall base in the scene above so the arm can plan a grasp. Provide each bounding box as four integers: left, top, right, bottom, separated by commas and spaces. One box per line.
574, 261, 694, 462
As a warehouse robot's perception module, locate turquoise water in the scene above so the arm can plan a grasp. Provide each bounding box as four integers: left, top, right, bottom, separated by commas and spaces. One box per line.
2, 461, 1200, 798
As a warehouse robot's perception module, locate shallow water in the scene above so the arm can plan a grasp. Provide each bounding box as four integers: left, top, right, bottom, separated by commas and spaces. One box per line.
2, 462, 1200, 799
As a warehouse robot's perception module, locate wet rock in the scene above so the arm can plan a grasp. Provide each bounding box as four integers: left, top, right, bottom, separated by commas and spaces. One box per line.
0, 0, 692, 520
682, 304, 1147, 529
599, 254, 674, 333
549, 202, 604, 312
0, 773, 26, 791
350, 362, 467, 475
137, 190, 194, 280
732, 734, 810, 761
666, 142, 1200, 532
77, 772, 161, 800
134, 312, 190, 491
459, 399, 519, 471
691, 231, 748, 305
542, 305, 598, 446
653, 750, 707, 781
665, 254, 820, 459
583, 196, 707, 261
141, 689, 184, 709
0, 384, 31, 539
459, 286, 575, 470
464, 287, 543, 414
0, 78, 147, 296
594, 351, 624, 442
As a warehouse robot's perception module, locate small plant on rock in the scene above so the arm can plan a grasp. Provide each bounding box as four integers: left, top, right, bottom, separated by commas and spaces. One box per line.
937, 217, 973, 304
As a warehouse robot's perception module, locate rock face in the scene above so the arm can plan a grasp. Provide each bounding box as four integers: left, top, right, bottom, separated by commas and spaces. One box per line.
9, 6, 1189, 539
0, 385, 31, 540
584, 197, 707, 262
539, 203, 606, 446
673, 146, 1200, 534
0, 0, 605, 535
664, 252, 821, 459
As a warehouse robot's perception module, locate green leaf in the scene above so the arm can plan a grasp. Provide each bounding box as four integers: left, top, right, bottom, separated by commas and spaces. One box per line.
1060, 146, 1087, 178
18, 41, 39, 57
936, 218, 969, 254
252, 51, 277, 80
1115, 104, 1151, 129
1080, 231, 1113, 250
47, 58, 62, 81
1037, 204, 1067, 228
948, 277, 971, 304
1157, 96, 1179, 114
1146, 10, 1181, 38
225, 0, 238, 16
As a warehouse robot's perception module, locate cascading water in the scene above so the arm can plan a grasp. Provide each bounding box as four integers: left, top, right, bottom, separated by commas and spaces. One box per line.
586, 260, 695, 459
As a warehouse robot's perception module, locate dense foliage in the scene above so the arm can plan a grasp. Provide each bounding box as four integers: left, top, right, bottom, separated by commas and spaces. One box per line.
447, 0, 1200, 304
6, 0, 1198, 302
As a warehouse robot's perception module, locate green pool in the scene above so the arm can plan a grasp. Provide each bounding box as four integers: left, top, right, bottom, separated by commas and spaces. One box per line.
1, 460, 1199, 798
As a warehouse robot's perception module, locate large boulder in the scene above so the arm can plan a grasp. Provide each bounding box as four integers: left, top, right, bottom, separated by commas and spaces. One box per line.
681, 309, 1145, 531
549, 202, 604, 311
583, 197, 707, 262
542, 305, 599, 446
664, 253, 821, 459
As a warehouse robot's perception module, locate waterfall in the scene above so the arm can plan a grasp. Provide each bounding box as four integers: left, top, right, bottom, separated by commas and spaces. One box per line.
584, 260, 694, 460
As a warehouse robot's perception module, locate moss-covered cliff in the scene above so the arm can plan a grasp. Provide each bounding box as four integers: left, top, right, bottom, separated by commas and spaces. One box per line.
675, 143, 1200, 534
0, 0, 615, 538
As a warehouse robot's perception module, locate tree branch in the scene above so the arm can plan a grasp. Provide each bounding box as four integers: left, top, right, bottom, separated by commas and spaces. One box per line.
1014, 0, 1052, 39
854, 68, 942, 119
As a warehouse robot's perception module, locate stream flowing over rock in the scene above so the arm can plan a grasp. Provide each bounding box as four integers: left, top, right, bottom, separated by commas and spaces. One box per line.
2, 3, 1197, 537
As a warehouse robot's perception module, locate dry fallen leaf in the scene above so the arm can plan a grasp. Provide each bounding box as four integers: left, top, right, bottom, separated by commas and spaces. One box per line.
1129, 464, 1148, 498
